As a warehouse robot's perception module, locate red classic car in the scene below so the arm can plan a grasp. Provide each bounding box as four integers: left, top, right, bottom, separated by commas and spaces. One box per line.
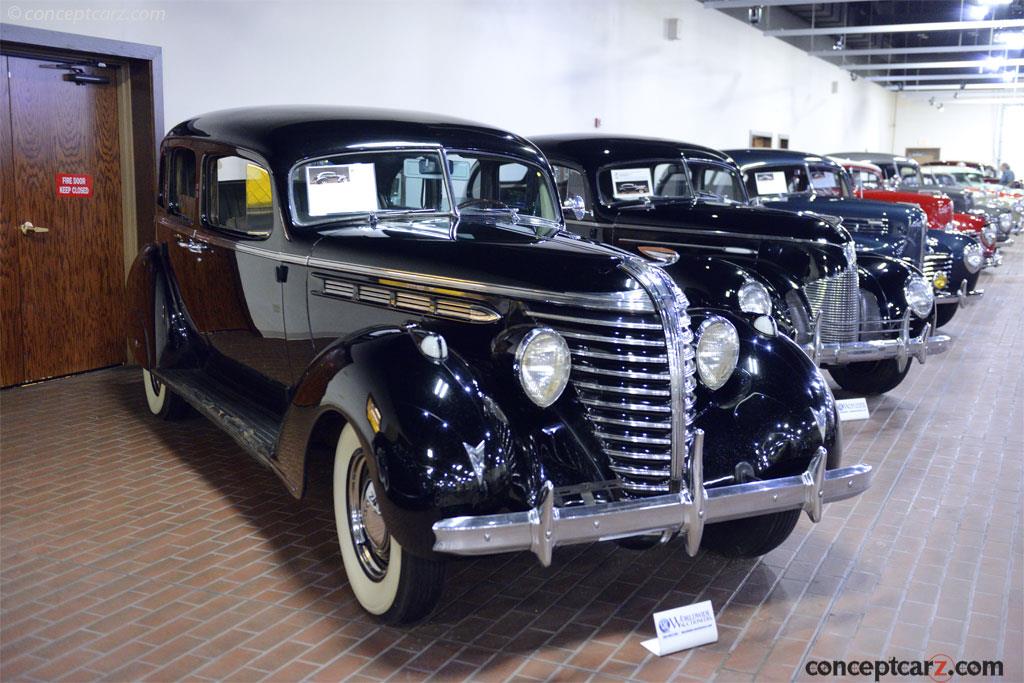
838, 158, 997, 260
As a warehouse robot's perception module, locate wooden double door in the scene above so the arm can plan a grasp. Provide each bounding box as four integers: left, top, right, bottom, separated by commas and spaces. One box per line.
1, 54, 125, 386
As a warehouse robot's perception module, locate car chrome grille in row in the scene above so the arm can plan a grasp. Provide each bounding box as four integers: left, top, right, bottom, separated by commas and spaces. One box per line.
803, 266, 861, 344
922, 252, 954, 291
525, 298, 695, 496
841, 216, 889, 236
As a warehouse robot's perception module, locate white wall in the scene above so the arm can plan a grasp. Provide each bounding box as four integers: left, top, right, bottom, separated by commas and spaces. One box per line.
891, 96, 1023, 173
2, 0, 896, 154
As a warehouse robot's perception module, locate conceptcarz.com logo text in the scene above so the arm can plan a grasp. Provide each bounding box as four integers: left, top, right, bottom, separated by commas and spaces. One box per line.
805, 654, 1003, 681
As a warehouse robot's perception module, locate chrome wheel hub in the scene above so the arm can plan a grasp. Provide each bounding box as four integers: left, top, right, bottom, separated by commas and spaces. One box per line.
346, 451, 390, 581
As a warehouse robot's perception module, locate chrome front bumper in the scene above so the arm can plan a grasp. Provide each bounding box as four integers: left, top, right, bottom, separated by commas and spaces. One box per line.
803, 311, 950, 367
984, 253, 1003, 268
432, 432, 873, 566
935, 281, 983, 307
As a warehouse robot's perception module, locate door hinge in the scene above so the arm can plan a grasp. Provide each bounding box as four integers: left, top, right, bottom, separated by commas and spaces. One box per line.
276, 264, 289, 283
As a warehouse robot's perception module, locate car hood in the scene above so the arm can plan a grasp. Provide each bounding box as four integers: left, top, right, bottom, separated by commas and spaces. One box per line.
762, 196, 919, 223
309, 217, 642, 299
610, 200, 852, 245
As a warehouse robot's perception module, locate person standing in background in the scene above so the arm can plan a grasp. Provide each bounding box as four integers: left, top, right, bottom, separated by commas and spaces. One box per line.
1000, 162, 1015, 186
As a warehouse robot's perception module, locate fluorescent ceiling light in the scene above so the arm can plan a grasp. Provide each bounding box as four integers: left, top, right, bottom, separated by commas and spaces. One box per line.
967, 5, 990, 20
982, 56, 1009, 71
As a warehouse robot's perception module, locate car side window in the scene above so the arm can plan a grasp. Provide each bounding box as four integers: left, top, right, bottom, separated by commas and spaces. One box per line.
204, 155, 274, 238
551, 165, 592, 218
168, 147, 197, 221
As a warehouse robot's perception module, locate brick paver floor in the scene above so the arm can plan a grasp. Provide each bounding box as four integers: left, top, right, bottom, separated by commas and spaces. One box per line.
2, 248, 1022, 682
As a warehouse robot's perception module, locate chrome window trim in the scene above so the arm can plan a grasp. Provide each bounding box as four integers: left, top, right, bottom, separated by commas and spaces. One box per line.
684, 157, 751, 204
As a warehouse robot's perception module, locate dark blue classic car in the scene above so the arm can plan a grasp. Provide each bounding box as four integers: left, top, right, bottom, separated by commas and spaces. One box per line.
126, 108, 870, 623
535, 135, 949, 396
726, 149, 983, 329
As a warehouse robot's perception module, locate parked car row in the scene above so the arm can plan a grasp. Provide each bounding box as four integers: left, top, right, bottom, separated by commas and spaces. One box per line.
128, 107, 1005, 623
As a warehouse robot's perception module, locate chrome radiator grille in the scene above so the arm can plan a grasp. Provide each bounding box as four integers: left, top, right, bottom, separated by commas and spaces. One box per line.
525, 283, 695, 496
804, 267, 861, 343
841, 216, 889, 237
922, 252, 953, 290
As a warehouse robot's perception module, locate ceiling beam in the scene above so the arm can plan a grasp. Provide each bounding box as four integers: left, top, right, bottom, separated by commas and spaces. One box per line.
889, 82, 1024, 91
811, 44, 1022, 58
865, 73, 1022, 82
765, 19, 1024, 37
844, 58, 1024, 71
703, 0, 872, 7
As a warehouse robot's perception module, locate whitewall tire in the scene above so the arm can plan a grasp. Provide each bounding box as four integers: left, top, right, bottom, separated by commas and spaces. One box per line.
332, 424, 445, 623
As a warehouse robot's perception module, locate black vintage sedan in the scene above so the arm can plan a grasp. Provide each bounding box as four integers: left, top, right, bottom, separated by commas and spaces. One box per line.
127, 107, 870, 623
533, 135, 949, 396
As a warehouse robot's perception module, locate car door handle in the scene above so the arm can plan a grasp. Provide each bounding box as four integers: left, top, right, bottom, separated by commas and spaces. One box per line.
18, 221, 49, 235
175, 236, 211, 254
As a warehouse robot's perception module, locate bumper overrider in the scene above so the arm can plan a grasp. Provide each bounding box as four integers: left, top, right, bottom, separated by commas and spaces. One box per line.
803, 310, 951, 367
935, 280, 983, 307
432, 431, 873, 566
984, 253, 1003, 268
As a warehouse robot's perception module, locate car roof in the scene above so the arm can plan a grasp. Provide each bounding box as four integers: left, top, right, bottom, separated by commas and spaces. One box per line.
723, 148, 842, 170
166, 106, 548, 174
830, 157, 882, 173
829, 152, 918, 166
531, 135, 733, 168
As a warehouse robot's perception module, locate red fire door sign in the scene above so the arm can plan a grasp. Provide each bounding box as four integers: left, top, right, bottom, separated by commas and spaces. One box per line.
56, 173, 93, 197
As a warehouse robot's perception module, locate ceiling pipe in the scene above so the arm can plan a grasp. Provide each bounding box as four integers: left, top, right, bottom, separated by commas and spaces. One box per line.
811, 43, 1024, 57
844, 58, 1024, 71
703, 0, 873, 7
765, 19, 1024, 37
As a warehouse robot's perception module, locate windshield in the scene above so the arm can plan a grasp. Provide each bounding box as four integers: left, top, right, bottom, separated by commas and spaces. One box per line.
743, 164, 851, 199
290, 150, 452, 227
687, 160, 747, 203
289, 149, 560, 234
849, 168, 883, 190
896, 163, 923, 188
598, 160, 693, 203
446, 152, 559, 225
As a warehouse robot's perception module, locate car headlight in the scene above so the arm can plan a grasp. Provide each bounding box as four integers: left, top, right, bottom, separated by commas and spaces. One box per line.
695, 317, 739, 391
514, 328, 571, 407
904, 275, 934, 319
982, 224, 997, 245
999, 212, 1012, 229
963, 243, 984, 273
738, 281, 772, 316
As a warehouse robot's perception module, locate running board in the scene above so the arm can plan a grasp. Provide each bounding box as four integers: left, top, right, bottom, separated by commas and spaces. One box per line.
153, 369, 281, 466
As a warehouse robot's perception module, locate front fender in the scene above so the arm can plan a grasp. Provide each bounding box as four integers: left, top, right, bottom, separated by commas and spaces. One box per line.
276, 325, 514, 557
690, 310, 841, 485
659, 255, 792, 330
928, 230, 977, 292
856, 254, 930, 331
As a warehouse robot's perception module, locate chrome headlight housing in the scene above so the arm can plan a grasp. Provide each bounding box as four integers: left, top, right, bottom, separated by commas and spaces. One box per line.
738, 281, 772, 316
695, 317, 739, 391
982, 224, 997, 245
962, 242, 984, 273
515, 328, 571, 407
904, 275, 934, 319
999, 212, 1012, 230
